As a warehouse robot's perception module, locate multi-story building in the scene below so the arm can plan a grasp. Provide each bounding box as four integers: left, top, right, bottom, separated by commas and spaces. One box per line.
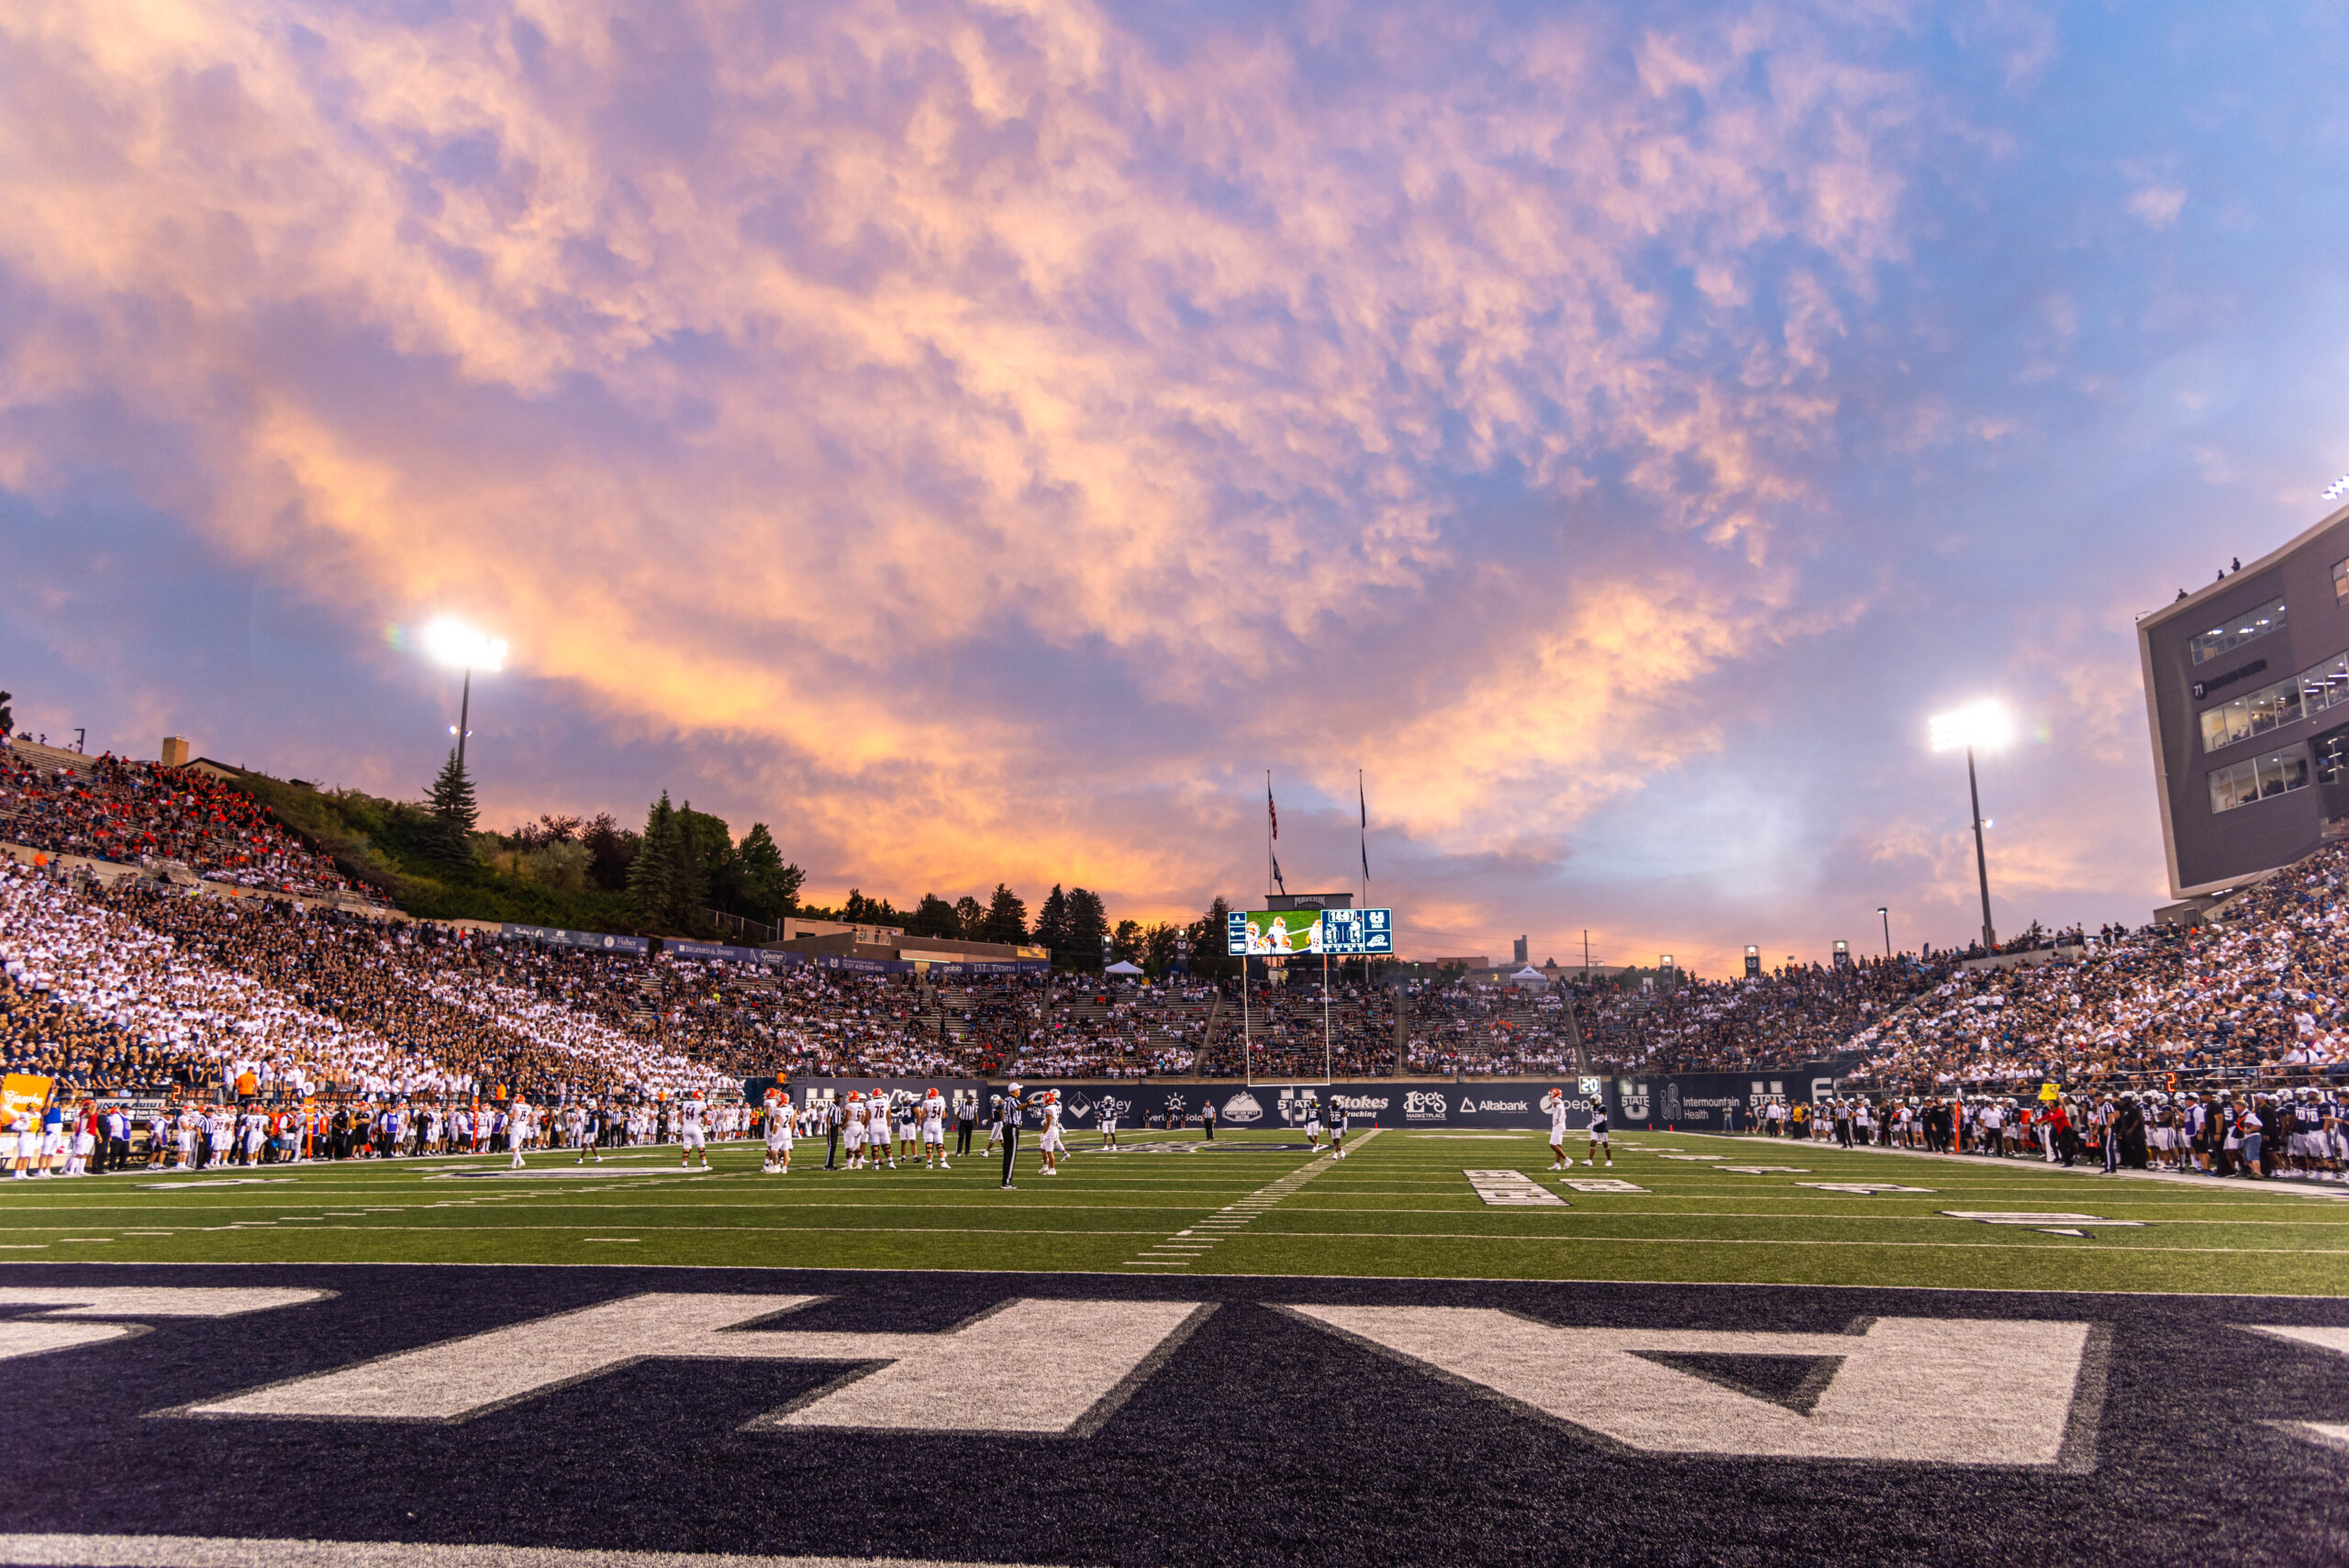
2137, 506, 2349, 904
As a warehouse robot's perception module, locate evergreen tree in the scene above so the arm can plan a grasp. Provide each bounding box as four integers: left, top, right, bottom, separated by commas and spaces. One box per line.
1033, 884, 1071, 956
1064, 887, 1108, 970
628, 792, 680, 926
729, 823, 803, 921
1111, 918, 1143, 964
913, 893, 961, 938
1188, 895, 1235, 978
984, 884, 1029, 945
583, 813, 638, 892
425, 750, 480, 865
952, 895, 986, 934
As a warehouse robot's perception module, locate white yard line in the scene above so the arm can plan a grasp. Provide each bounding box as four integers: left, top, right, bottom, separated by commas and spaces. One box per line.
1116, 1132, 1376, 1269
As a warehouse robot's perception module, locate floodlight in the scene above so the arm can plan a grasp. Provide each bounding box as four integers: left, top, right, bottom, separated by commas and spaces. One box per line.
420, 617, 507, 673
1928, 700, 2012, 754
1926, 703, 2008, 951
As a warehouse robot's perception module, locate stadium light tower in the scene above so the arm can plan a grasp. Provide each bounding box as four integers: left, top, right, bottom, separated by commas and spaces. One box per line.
421, 617, 507, 773
1928, 700, 2013, 952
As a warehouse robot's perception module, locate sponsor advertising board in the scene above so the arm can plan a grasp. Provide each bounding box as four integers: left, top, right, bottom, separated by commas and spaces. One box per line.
736, 1067, 1835, 1129
499, 923, 652, 955
663, 940, 793, 965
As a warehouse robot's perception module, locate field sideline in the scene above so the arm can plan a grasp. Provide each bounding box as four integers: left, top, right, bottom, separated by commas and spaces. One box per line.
4, 1127, 2342, 1294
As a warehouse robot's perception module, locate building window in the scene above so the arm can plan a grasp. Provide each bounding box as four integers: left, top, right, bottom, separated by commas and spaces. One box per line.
2209, 747, 2311, 814
2200, 673, 2305, 751
2299, 651, 2349, 722
2317, 725, 2349, 786
2188, 595, 2287, 665
2335, 560, 2349, 604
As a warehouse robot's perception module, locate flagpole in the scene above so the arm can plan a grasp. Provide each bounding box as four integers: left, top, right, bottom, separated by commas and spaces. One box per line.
1241, 945, 1254, 1088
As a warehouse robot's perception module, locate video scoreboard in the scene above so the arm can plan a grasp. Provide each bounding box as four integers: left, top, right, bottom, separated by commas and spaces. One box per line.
1228, 907, 1394, 955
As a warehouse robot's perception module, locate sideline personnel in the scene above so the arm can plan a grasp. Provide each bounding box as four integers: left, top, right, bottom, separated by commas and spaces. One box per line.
999, 1082, 1026, 1189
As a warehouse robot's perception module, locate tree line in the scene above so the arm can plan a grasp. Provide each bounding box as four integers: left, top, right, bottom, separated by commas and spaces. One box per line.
427, 750, 1241, 971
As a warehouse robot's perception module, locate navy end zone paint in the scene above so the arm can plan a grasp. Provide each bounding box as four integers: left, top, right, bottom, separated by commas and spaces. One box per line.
1, 1263, 2344, 1567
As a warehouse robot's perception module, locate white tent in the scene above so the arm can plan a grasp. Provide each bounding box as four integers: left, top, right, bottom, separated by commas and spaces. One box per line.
1103, 960, 1145, 976
1508, 965, 1548, 987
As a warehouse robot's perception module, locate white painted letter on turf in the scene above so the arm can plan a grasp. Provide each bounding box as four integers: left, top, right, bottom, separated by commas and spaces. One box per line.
185, 1296, 1210, 1434
1284, 1306, 2096, 1465
0, 1288, 329, 1364
2241, 1325, 2349, 1452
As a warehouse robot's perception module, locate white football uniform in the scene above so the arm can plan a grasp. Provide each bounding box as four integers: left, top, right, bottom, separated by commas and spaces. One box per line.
681, 1104, 707, 1149
921, 1101, 946, 1145
765, 1098, 793, 1150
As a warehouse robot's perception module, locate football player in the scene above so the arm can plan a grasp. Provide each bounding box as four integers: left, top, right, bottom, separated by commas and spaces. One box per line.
678, 1094, 710, 1169
1542, 1087, 1572, 1171
920, 1088, 950, 1169
763, 1088, 794, 1174
844, 1092, 869, 1169
1584, 1099, 1612, 1167
1037, 1089, 1065, 1175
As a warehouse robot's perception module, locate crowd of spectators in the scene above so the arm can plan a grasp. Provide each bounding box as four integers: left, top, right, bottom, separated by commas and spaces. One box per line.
15, 777, 2349, 1111
1571, 958, 1946, 1076
1399, 982, 1575, 1076
1842, 840, 2349, 1095
0, 750, 355, 896
0, 864, 727, 1101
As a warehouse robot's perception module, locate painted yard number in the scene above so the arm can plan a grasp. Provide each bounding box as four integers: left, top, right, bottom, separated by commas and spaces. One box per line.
14, 1286, 2346, 1462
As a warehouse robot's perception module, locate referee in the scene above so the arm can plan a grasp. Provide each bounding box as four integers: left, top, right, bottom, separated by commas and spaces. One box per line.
999, 1083, 1026, 1190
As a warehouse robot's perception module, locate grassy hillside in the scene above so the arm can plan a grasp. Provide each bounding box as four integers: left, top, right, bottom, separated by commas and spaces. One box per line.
227, 772, 652, 934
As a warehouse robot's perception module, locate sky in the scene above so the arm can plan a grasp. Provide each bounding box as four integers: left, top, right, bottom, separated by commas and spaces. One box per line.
4, 0, 2348, 975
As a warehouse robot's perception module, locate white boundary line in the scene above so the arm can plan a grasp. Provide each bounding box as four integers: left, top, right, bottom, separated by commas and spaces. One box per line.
5, 1257, 2348, 1298
0, 1534, 1058, 1568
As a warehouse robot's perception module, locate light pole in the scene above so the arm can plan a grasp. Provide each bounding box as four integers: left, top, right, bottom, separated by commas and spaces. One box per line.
1929, 700, 2014, 953
1877, 906, 1890, 958
421, 618, 507, 773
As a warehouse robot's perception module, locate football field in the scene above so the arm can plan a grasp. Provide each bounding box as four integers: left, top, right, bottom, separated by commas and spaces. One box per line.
1, 1127, 2344, 1294
5, 1129, 2348, 1568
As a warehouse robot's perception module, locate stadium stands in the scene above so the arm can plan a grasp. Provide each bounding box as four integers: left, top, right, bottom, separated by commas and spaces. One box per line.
7, 755, 2349, 1115
0, 750, 355, 896
1843, 838, 2349, 1094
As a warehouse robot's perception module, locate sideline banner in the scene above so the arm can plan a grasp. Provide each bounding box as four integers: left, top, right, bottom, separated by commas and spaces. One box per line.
500, 924, 651, 956
732, 1067, 1837, 1131
807, 954, 914, 974
663, 940, 798, 967
3, 1072, 55, 1121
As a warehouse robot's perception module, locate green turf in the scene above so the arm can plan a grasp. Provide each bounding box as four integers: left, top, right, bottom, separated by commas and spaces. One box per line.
3, 1128, 2343, 1293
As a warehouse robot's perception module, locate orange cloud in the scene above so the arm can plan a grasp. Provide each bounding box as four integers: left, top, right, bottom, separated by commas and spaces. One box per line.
0, 0, 1959, 954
